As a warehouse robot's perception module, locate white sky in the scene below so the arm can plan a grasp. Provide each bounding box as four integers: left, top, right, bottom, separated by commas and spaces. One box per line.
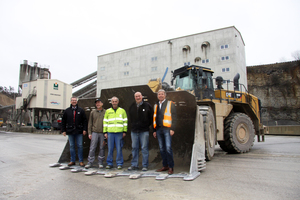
0, 0, 299, 91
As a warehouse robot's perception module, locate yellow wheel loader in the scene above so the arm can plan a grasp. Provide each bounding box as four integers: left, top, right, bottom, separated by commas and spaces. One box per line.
57, 65, 264, 180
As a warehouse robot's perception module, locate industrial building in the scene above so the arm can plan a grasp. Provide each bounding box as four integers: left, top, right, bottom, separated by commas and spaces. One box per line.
96, 26, 246, 96
14, 61, 72, 128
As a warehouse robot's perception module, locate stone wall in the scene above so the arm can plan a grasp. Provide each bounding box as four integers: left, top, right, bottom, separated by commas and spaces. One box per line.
247, 61, 300, 125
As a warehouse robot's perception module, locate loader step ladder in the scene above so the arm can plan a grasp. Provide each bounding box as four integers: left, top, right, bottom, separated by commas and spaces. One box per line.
184, 106, 206, 181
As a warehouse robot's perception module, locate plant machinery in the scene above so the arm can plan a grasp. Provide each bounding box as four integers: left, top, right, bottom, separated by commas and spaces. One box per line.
57, 65, 265, 180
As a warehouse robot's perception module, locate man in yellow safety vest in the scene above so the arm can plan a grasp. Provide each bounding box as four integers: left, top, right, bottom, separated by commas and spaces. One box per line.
103, 96, 128, 169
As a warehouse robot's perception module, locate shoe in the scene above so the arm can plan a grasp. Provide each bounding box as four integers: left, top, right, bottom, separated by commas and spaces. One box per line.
142, 167, 148, 171
106, 165, 112, 169
68, 162, 75, 166
156, 166, 169, 172
117, 165, 122, 170
99, 164, 104, 169
79, 162, 85, 167
85, 163, 92, 169
128, 166, 138, 170
168, 168, 174, 175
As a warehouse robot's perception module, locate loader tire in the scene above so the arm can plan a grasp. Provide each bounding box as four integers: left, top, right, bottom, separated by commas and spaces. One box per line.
218, 112, 255, 153
200, 106, 216, 161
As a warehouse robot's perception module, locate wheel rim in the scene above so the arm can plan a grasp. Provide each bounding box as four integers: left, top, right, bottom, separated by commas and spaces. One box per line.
236, 123, 249, 144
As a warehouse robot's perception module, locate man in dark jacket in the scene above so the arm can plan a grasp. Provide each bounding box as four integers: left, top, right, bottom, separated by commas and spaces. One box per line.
153, 89, 176, 174
128, 92, 153, 171
62, 97, 87, 167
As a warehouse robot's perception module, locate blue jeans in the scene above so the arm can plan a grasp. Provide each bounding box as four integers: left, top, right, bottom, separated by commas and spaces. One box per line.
131, 131, 149, 168
106, 132, 123, 166
156, 127, 174, 168
68, 134, 83, 163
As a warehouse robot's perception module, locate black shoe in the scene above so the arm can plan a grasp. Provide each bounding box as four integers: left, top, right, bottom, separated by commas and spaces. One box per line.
128, 166, 138, 170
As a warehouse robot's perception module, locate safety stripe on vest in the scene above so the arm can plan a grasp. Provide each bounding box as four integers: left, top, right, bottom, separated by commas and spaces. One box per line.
107, 124, 124, 127
105, 118, 125, 122
163, 101, 172, 127
153, 104, 157, 128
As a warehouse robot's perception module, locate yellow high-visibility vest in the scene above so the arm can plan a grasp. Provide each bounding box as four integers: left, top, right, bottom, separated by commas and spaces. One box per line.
103, 107, 128, 133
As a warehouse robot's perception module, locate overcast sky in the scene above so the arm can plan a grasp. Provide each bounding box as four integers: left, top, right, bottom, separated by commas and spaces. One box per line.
0, 0, 299, 92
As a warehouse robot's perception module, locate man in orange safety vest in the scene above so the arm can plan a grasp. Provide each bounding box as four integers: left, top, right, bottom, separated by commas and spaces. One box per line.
153, 89, 177, 175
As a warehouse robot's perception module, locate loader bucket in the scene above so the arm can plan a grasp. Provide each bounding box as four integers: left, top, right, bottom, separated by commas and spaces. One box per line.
58, 85, 199, 171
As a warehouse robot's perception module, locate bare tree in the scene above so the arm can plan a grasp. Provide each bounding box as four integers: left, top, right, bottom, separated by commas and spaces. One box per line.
291, 50, 300, 61
9, 86, 14, 94
0, 85, 21, 98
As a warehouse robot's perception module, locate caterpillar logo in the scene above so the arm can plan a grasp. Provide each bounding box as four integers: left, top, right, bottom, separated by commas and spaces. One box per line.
226, 92, 242, 99
53, 82, 59, 90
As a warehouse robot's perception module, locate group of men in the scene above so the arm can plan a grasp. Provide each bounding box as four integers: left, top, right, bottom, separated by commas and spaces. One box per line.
61, 89, 176, 175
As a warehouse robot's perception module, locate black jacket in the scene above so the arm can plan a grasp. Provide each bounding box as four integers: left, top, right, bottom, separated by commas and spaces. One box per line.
154, 100, 177, 132
61, 104, 87, 135
129, 101, 153, 132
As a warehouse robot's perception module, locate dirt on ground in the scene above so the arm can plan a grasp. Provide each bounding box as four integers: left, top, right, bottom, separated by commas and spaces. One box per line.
0, 93, 15, 106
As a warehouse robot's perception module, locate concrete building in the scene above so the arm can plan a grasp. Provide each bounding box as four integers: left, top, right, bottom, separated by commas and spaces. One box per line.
15, 79, 72, 127
97, 26, 246, 96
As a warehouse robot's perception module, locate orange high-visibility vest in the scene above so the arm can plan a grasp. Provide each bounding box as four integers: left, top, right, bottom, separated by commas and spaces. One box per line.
153, 101, 172, 129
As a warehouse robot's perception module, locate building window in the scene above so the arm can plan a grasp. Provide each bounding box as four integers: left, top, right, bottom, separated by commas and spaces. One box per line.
151, 67, 157, 72
124, 62, 129, 66
184, 62, 190, 66
202, 59, 209, 63
182, 45, 191, 52
222, 68, 230, 72
151, 57, 157, 61
124, 71, 129, 76
100, 67, 105, 71
100, 75, 106, 80
221, 56, 230, 61
221, 44, 229, 49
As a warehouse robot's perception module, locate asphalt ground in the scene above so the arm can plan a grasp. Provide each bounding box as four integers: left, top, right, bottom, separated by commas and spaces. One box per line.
0, 131, 299, 200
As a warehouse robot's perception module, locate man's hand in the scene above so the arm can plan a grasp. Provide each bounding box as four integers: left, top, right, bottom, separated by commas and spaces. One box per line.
83, 131, 87, 136
88, 134, 92, 140
104, 133, 107, 139
123, 133, 126, 138
170, 130, 175, 136
153, 132, 156, 138
62, 132, 66, 137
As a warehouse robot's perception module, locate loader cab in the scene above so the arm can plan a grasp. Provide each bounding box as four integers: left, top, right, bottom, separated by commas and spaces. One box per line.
172, 65, 215, 100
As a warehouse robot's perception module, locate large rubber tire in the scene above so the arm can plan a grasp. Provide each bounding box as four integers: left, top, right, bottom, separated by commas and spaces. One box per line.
201, 106, 216, 161
218, 112, 255, 153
